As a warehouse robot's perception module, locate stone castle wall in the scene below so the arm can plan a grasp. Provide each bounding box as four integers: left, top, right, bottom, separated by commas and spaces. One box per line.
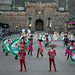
0, 1, 69, 33
0, 0, 12, 10
0, 11, 27, 32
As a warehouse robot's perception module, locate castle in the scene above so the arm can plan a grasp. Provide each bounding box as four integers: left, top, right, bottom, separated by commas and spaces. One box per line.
0, 0, 75, 33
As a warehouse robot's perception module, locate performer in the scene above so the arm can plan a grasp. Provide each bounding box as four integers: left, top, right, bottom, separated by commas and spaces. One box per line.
29, 35, 33, 44
6, 38, 11, 56
60, 32, 64, 40
2, 44, 5, 52
37, 39, 44, 58
47, 44, 57, 72
28, 38, 33, 56
27, 29, 31, 38
70, 43, 75, 63
39, 33, 42, 39
70, 33, 74, 40
20, 36, 27, 46
57, 32, 59, 40
18, 45, 27, 72
33, 32, 37, 42
63, 35, 70, 46
45, 34, 49, 47
65, 40, 74, 60
68, 32, 71, 39
22, 29, 26, 36
53, 32, 58, 40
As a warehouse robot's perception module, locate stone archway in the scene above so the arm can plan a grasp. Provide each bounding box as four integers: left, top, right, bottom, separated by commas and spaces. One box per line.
35, 19, 44, 31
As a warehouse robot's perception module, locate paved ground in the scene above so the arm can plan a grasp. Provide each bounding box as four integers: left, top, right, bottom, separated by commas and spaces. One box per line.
0, 34, 75, 75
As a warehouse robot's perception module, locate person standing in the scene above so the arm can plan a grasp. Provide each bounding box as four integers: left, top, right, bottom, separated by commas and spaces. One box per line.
68, 32, 71, 39
47, 44, 57, 72
39, 33, 42, 39
33, 32, 37, 42
53, 32, 58, 40
60, 32, 64, 40
63, 35, 70, 46
18, 45, 27, 72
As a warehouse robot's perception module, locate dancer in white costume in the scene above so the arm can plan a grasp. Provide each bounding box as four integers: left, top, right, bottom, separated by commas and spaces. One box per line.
68, 32, 71, 39
33, 32, 37, 42
53, 32, 58, 40
60, 32, 64, 40
27, 29, 31, 38
22, 29, 26, 36
57, 32, 59, 40
39, 33, 42, 39
70, 33, 74, 40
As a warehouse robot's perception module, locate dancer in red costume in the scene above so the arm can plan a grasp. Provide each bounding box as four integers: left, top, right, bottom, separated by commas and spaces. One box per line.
65, 40, 75, 60
28, 38, 33, 56
37, 39, 44, 58
18, 45, 27, 72
47, 44, 57, 72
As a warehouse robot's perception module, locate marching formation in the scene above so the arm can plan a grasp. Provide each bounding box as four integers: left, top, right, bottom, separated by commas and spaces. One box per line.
1, 29, 75, 72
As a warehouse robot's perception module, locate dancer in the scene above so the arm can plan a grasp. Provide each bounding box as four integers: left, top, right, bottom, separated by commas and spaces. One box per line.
68, 32, 71, 39
2, 44, 5, 52
39, 33, 42, 39
28, 38, 33, 56
9, 38, 19, 59
63, 35, 70, 46
22, 29, 26, 36
45, 34, 49, 47
37, 39, 44, 58
57, 32, 59, 40
20, 36, 28, 46
65, 40, 74, 60
27, 29, 31, 38
60, 32, 64, 40
47, 44, 57, 72
53, 32, 58, 40
33, 32, 37, 42
70, 33, 74, 40
18, 45, 27, 72
5, 37, 12, 56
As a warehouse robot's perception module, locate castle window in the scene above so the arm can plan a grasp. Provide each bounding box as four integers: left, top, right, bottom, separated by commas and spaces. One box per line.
66, 0, 68, 11
28, 17, 32, 25
58, 7, 64, 11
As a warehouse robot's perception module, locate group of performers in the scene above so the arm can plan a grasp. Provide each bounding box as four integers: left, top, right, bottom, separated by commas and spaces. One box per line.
65, 40, 75, 62
53, 31, 74, 41
2, 29, 57, 72
60, 32, 75, 63
1, 29, 75, 72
